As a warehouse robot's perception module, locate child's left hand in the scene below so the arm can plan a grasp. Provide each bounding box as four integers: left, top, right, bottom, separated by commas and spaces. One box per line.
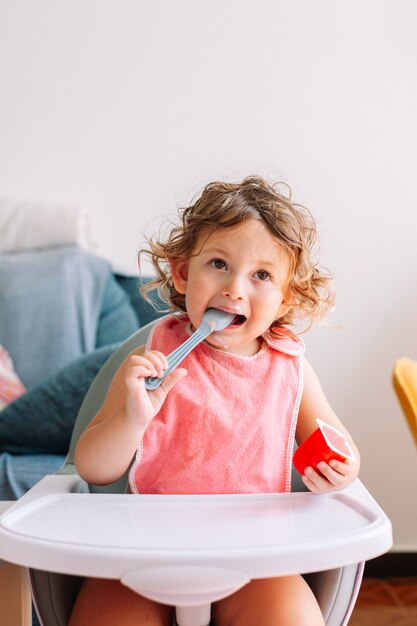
301, 458, 358, 494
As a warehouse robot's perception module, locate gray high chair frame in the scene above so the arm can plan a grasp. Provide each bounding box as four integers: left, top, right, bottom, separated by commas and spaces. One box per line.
29, 320, 365, 626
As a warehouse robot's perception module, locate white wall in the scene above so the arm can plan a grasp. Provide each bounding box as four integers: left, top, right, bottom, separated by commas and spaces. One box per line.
1, 1, 416, 550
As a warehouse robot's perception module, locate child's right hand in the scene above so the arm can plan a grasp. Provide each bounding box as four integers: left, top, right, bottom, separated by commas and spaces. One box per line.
123, 350, 187, 429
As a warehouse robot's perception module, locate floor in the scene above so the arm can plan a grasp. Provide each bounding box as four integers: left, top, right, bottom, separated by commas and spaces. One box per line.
349, 577, 417, 625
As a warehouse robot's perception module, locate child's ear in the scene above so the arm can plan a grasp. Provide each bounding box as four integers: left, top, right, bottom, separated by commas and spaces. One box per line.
277, 301, 293, 319
276, 287, 295, 319
170, 259, 189, 294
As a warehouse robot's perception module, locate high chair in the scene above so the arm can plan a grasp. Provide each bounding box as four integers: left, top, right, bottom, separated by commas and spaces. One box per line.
0, 319, 392, 626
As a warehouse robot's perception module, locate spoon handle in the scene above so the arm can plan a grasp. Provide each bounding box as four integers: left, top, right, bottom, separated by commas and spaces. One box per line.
144, 322, 210, 390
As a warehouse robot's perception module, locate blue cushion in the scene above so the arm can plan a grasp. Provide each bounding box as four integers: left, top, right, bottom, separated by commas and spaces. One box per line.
0, 246, 112, 388
0, 344, 119, 454
114, 275, 167, 326
96, 274, 139, 347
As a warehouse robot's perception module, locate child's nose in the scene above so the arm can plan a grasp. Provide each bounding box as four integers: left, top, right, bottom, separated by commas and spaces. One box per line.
222, 276, 245, 300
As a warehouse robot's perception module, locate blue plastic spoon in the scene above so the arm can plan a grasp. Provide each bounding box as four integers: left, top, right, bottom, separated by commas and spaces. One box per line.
144, 308, 235, 390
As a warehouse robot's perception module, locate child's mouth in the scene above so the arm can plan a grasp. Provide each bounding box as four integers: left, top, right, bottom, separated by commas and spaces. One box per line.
230, 314, 247, 326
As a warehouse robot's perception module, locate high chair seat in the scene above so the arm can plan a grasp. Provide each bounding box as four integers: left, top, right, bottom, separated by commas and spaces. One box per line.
0, 319, 392, 626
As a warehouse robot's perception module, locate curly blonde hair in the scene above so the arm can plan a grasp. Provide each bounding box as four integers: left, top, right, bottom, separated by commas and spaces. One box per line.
140, 176, 334, 333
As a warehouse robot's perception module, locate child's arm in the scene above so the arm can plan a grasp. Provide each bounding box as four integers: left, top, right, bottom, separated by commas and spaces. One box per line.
296, 358, 360, 493
73, 346, 187, 486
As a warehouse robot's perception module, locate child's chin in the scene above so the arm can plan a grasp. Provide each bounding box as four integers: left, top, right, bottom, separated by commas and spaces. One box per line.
205, 333, 233, 350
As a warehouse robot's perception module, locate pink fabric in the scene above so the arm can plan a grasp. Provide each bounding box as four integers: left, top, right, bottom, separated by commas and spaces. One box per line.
129, 316, 304, 495
0, 346, 26, 410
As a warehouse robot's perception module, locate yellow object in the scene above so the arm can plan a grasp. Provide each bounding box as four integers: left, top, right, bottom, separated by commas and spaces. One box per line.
392, 357, 417, 446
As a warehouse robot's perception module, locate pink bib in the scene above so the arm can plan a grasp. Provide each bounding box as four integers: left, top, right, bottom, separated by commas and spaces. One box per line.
129, 316, 304, 494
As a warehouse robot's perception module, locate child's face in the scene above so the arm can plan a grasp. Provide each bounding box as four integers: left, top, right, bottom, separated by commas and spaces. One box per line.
171, 219, 292, 356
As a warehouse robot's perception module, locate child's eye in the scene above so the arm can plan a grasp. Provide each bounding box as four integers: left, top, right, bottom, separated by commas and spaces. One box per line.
210, 258, 227, 270
255, 270, 271, 281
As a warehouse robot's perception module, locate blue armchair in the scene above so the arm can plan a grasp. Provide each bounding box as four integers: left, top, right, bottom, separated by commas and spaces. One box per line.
0, 245, 163, 500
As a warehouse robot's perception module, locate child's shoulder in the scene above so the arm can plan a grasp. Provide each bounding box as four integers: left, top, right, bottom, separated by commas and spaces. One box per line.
151, 313, 189, 334
148, 313, 189, 350
262, 328, 305, 356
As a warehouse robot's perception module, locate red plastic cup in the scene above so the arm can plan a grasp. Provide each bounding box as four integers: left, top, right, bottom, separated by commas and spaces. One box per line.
293, 418, 356, 476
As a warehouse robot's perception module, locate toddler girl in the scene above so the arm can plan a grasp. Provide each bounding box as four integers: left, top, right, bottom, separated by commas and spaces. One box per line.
70, 176, 360, 626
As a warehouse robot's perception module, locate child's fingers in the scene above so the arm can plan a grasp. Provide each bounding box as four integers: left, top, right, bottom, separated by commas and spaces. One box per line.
124, 361, 156, 383
302, 462, 349, 493
301, 467, 328, 493
125, 351, 168, 381
142, 350, 169, 377
317, 461, 348, 488
328, 459, 351, 475
158, 368, 187, 395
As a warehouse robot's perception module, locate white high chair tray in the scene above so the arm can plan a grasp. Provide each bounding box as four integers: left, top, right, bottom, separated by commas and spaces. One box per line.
0, 475, 392, 581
